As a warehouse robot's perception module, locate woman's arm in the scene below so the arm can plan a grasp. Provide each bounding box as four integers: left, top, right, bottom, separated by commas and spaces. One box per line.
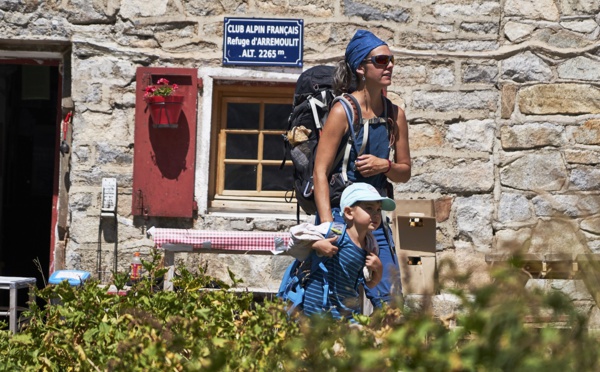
313, 101, 349, 223
386, 104, 411, 183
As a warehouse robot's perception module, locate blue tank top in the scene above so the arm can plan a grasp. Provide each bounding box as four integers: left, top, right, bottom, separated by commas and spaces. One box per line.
332, 95, 391, 191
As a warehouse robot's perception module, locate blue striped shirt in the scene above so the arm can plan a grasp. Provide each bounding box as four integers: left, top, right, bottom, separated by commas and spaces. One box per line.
302, 229, 376, 322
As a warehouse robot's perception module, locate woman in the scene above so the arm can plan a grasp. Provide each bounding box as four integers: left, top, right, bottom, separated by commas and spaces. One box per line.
312, 29, 411, 309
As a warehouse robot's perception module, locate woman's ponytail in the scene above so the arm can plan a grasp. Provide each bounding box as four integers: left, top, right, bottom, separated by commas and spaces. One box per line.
332, 60, 357, 96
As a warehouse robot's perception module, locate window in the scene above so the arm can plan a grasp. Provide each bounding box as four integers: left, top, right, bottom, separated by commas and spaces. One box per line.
209, 81, 297, 212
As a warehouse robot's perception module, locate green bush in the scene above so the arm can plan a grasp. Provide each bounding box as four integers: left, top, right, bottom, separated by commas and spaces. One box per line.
0, 249, 599, 371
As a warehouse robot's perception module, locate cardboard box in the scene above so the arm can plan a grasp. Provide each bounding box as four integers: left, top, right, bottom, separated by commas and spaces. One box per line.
391, 199, 437, 295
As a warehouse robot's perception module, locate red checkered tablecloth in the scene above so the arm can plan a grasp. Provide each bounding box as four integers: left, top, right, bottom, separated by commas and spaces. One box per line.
149, 227, 290, 253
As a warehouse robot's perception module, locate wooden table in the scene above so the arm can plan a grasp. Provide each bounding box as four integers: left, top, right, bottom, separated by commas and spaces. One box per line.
148, 227, 290, 290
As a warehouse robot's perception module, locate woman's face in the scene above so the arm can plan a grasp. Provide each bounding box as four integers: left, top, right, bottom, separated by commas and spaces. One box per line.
362, 45, 394, 87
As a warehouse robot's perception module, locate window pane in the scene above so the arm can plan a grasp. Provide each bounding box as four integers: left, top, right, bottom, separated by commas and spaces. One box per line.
227, 103, 259, 129
263, 133, 285, 160
264, 103, 292, 130
226, 134, 257, 159
225, 164, 256, 190
262, 165, 293, 191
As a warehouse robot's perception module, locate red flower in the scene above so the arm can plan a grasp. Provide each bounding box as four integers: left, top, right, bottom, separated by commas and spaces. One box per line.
144, 78, 179, 99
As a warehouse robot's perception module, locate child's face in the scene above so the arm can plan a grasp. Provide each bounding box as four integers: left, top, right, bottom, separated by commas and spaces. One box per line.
352, 201, 383, 230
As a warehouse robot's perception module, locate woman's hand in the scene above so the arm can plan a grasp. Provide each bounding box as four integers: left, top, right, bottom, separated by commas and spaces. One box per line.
355, 154, 389, 177
312, 236, 339, 257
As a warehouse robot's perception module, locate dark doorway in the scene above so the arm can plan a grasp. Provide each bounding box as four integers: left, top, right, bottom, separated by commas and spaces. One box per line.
0, 62, 61, 298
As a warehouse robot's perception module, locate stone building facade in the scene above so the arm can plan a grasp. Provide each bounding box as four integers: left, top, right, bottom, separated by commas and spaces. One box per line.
1, 1, 599, 316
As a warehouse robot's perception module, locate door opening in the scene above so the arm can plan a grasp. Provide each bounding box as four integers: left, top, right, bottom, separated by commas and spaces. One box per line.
0, 62, 61, 296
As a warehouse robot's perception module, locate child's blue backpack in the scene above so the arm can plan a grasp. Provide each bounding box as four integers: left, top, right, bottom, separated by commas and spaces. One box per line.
276, 221, 345, 315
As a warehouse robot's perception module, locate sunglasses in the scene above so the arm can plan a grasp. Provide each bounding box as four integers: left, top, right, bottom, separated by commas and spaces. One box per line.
363, 54, 395, 67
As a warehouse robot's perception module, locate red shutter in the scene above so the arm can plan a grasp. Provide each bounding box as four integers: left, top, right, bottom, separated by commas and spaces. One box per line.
132, 67, 198, 218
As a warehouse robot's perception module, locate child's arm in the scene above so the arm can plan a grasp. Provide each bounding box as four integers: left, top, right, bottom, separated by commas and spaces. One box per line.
287, 223, 338, 260
364, 252, 383, 288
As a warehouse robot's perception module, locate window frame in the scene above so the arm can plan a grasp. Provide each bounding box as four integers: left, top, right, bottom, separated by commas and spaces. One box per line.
208, 80, 297, 213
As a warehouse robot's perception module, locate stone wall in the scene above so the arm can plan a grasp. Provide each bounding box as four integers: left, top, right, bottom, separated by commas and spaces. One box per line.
1, 1, 600, 312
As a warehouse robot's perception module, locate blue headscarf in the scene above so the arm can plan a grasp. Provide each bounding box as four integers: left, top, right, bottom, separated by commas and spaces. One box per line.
345, 30, 387, 71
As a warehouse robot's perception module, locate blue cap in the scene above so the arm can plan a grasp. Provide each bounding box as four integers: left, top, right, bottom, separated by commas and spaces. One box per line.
340, 182, 396, 211
345, 30, 387, 71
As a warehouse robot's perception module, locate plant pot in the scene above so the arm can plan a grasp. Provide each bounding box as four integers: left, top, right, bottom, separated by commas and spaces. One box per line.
146, 95, 184, 128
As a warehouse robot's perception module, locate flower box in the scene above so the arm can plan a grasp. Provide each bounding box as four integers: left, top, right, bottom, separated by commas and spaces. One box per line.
146, 95, 184, 128
144, 77, 183, 128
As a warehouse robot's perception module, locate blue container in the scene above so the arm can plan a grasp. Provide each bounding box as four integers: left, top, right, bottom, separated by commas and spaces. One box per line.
49, 270, 91, 286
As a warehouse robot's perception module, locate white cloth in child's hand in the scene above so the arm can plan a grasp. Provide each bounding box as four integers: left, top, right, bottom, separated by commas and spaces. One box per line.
363, 266, 372, 282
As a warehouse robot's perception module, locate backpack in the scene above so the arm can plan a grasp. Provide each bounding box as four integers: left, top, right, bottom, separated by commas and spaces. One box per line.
281, 65, 361, 218
276, 221, 346, 315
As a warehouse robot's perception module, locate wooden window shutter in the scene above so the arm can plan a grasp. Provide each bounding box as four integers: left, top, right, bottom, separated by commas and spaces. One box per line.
132, 67, 198, 218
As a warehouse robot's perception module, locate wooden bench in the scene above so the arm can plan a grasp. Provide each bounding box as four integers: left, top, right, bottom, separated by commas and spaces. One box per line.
485, 253, 579, 280
486, 252, 600, 307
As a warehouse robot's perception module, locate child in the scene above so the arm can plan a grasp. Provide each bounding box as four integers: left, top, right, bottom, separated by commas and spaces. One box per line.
289, 182, 396, 322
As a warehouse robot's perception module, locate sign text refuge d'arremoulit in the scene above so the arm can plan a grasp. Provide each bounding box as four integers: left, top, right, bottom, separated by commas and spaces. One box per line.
223, 18, 303, 67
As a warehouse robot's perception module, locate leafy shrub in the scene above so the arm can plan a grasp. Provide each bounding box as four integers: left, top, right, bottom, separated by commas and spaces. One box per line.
0, 249, 599, 371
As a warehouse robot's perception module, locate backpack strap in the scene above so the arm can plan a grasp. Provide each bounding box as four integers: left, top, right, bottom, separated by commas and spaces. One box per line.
307, 90, 330, 131
343, 93, 363, 144
277, 260, 305, 314
340, 93, 362, 133
331, 94, 360, 183
385, 96, 397, 150
319, 261, 329, 308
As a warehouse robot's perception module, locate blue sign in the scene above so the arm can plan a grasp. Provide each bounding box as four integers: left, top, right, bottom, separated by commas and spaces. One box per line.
223, 18, 303, 67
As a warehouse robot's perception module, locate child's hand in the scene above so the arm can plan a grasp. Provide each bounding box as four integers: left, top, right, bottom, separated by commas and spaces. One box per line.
312, 236, 339, 257
365, 252, 382, 272
365, 253, 382, 288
